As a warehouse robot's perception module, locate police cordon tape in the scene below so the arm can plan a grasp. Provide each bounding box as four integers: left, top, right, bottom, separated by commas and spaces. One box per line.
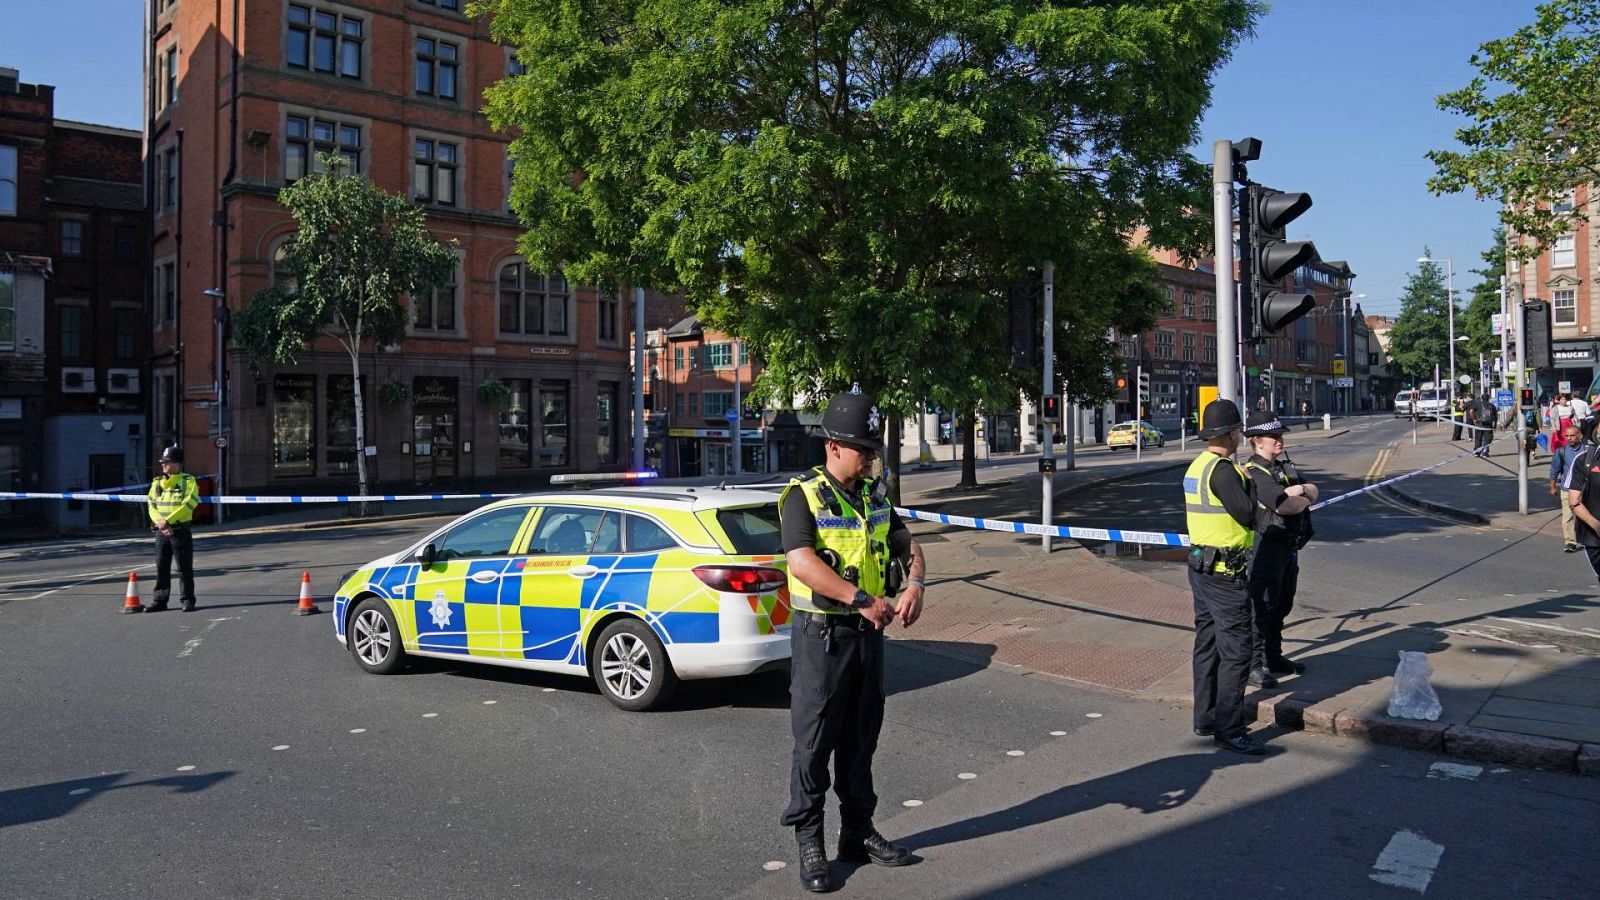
894, 434, 1516, 547
0, 490, 523, 504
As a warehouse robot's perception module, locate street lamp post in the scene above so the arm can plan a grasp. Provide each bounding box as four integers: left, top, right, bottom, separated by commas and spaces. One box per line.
1339, 290, 1366, 414
1418, 255, 1456, 410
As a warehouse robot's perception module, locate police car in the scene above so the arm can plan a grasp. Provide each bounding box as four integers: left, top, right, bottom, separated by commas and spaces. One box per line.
1107, 420, 1164, 449
331, 476, 791, 711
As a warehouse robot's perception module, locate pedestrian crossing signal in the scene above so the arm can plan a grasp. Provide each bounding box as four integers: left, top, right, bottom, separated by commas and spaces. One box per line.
1041, 395, 1060, 423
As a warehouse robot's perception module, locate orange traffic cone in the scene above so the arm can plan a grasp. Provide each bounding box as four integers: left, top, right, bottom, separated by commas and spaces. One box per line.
122, 571, 143, 614
294, 571, 320, 616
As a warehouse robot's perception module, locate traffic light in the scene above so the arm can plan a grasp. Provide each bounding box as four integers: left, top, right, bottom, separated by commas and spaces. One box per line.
1524, 299, 1553, 370
1007, 279, 1040, 370
1259, 371, 1271, 391
1137, 372, 1151, 404
1521, 388, 1535, 407
1041, 394, 1060, 423
1243, 184, 1319, 335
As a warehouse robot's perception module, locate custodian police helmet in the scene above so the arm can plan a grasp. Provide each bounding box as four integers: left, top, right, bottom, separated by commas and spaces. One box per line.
159, 445, 185, 464
817, 385, 883, 452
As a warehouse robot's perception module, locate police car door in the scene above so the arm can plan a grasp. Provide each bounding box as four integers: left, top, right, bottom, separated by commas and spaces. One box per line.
411, 504, 537, 657
509, 506, 612, 664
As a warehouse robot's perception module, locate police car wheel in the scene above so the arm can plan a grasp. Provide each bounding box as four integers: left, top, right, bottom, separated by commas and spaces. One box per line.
592, 618, 678, 712
349, 597, 404, 675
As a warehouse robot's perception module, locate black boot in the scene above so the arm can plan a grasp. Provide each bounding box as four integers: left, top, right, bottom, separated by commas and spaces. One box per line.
1247, 667, 1278, 688
797, 839, 833, 893
838, 830, 912, 867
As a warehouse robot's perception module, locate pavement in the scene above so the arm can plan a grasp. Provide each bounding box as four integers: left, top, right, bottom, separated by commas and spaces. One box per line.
887, 419, 1600, 778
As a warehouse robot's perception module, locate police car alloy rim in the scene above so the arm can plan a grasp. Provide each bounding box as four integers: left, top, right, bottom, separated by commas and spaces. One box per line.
352, 608, 392, 665
600, 632, 652, 700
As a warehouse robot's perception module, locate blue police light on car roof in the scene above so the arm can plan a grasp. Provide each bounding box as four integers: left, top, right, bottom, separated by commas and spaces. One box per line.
549, 471, 659, 486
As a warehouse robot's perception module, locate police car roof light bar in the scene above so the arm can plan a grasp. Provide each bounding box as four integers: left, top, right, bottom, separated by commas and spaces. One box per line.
549, 471, 659, 486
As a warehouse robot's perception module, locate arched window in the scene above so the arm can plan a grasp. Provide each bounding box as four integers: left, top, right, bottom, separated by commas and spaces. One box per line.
498, 262, 569, 337
270, 237, 298, 293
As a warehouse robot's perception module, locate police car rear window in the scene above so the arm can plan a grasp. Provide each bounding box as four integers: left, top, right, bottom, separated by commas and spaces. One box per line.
716, 504, 784, 555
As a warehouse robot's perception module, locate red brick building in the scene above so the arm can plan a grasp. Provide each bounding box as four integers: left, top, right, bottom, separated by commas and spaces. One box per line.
0, 67, 148, 531
1508, 185, 1598, 396
145, 0, 652, 494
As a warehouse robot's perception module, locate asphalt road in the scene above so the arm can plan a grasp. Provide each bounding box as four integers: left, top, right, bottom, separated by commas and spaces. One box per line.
3, 456, 1598, 897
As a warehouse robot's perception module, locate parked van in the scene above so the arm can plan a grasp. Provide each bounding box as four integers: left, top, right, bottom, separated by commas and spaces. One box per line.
1393, 390, 1415, 417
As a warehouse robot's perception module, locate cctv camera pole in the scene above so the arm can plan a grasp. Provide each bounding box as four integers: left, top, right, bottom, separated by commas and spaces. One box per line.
1041, 261, 1056, 554
1213, 141, 1239, 407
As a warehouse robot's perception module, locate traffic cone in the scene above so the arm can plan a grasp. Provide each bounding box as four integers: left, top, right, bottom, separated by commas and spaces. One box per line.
121, 571, 143, 614
294, 571, 320, 616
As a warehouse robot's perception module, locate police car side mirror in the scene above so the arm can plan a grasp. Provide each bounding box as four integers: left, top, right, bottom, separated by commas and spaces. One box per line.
415, 543, 437, 567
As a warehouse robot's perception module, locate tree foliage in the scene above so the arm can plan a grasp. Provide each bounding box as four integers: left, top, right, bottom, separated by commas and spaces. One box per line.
1428, 0, 1600, 261
478, 0, 1258, 419
234, 155, 458, 496
1459, 226, 1506, 361
1385, 250, 1464, 383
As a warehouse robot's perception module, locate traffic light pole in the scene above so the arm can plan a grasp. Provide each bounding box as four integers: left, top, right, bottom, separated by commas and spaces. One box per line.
1213, 141, 1239, 407
1514, 279, 1528, 515
1041, 261, 1056, 554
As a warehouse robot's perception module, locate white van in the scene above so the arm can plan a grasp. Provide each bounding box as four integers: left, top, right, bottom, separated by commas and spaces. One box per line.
1393, 390, 1415, 417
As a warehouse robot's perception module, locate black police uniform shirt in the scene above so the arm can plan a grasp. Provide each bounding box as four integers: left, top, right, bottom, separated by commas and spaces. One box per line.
1564, 446, 1600, 548
1245, 453, 1300, 544
780, 468, 911, 604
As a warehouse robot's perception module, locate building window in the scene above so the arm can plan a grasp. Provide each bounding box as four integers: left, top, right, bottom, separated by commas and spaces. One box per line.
1554, 188, 1576, 215
705, 343, 733, 368
114, 224, 137, 261
688, 393, 698, 416
673, 346, 683, 373
1203, 334, 1217, 363
508, 54, 525, 76
59, 306, 84, 359
285, 115, 361, 181
160, 45, 179, 110
114, 307, 138, 360
1118, 334, 1137, 361
419, 0, 461, 10
1554, 289, 1577, 326
414, 260, 459, 331
1553, 233, 1577, 269
273, 375, 316, 477
598, 290, 619, 343
287, 5, 363, 79
539, 380, 569, 467
60, 220, 84, 257
0, 145, 17, 216
674, 392, 683, 418
325, 374, 361, 474
703, 391, 734, 419
0, 271, 14, 348
597, 381, 618, 465
498, 379, 533, 469
1182, 331, 1195, 361
415, 36, 460, 101
413, 138, 458, 206
155, 261, 176, 324
1202, 292, 1215, 321
156, 147, 178, 213
497, 262, 569, 336
1154, 330, 1175, 360
1181, 288, 1195, 318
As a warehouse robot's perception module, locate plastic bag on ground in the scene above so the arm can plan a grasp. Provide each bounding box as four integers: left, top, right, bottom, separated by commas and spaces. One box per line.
1386, 650, 1443, 721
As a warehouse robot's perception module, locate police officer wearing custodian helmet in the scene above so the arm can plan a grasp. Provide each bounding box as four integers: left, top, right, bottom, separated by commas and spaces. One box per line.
778, 386, 926, 892
1183, 399, 1265, 755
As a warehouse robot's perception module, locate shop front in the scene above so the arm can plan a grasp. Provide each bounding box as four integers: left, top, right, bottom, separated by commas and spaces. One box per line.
1546, 342, 1598, 400
411, 376, 459, 488
669, 426, 766, 476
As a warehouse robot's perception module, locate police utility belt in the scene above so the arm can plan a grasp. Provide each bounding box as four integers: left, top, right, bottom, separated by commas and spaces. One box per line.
1188, 545, 1251, 578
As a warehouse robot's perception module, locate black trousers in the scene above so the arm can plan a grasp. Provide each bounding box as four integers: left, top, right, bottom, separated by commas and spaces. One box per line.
154, 526, 196, 604
1191, 568, 1252, 739
781, 611, 885, 844
1584, 545, 1600, 583
1474, 425, 1492, 453
1247, 540, 1298, 670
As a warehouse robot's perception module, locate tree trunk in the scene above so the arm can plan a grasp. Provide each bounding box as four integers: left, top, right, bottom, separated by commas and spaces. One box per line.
958, 410, 978, 488
883, 416, 902, 504
349, 344, 372, 516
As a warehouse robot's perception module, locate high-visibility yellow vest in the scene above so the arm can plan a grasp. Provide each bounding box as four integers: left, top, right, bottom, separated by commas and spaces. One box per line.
148, 473, 199, 526
1183, 452, 1254, 563
779, 467, 892, 614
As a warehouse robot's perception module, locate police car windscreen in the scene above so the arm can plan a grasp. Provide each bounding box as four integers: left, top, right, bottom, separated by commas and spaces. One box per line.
716, 504, 784, 555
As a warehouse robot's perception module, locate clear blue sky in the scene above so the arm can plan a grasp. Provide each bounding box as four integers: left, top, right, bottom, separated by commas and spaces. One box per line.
4, 0, 1538, 317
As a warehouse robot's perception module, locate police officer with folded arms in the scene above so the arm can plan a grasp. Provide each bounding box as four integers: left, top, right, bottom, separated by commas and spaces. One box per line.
145, 445, 200, 612
1241, 411, 1318, 688
778, 387, 925, 893
1184, 399, 1265, 754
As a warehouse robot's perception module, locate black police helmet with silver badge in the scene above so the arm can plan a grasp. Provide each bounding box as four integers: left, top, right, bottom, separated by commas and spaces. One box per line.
159, 445, 185, 464
1242, 409, 1288, 438
1198, 399, 1244, 440
817, 384, 883, 452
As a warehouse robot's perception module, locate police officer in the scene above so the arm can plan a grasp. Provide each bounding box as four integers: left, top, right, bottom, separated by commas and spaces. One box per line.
1184, 399, 1264, 755
1241, 412, 1318, 687
145, 445, 200, 612
779, 387, 925, 892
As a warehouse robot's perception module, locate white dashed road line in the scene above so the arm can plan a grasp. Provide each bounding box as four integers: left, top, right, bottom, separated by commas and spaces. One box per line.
1369, 830, 1445, 893
1426, 762, 1482, 781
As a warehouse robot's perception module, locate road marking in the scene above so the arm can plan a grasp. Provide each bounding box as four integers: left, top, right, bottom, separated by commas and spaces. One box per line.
1488, 617, 1599, 638
902, 799, 924, 807
1085, 712, 1103, 718
1049, 730, 1067, 736
68, 788, 91, 796
541, 687, 556, 693
349, 728, 366, 734
762, 861, 787, 871
8, 567, 142, 601
958, 772, 977, 780
1369, 829, 1444, 893
271, 745, 290, 751
1006, 750, 1025, 757
422, 713, 439, 718
176, 765, 196, 772
1427, 762, 1482, 781
482, 700, 498, 705
176, 617, 235, 658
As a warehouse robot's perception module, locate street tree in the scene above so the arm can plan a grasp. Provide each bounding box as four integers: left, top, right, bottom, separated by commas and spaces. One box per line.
234, 154, 458, 502
479, 0, 1258, 485
1459, 227, 1507, 363
1385, 251, 1461, 385
1428, 0, 1600, 262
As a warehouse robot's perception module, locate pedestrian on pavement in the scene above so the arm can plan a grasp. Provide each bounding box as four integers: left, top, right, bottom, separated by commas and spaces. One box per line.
1183, 399, 1265, 756
1551, 423, 1584, 553
1571, 393, 1591, 422
778, 386, 924, 892
1300, 399, 1311, 430
1563, 418, 1600, 582
145, 445, 200, 612
1241, 412, 1318, 688
1474, 393, 1495, 456
1550, 394, 1575, 454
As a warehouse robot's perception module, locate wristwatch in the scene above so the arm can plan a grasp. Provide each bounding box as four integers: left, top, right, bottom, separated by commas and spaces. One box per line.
851, 589, 873, 609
